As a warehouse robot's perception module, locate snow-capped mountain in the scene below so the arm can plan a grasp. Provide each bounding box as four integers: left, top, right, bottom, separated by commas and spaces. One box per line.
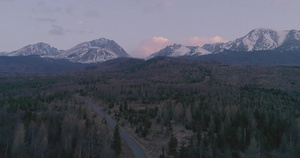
5, 42, 63, 57
0, 52, 8, 56
202, 28, 300, 52
146, 44, 211, 60
60, 38, 131, 63
0, 38, 131, 63
276, 29, 300, 51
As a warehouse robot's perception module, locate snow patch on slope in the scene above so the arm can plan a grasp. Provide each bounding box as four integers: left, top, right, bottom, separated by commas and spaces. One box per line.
146, 44, 212, 59
173, 46, 190, 56
277, 30, 289, 45
202, 28, 297, 52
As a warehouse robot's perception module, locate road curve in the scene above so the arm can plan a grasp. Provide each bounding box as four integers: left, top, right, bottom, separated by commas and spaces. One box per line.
75, 94, 147, 158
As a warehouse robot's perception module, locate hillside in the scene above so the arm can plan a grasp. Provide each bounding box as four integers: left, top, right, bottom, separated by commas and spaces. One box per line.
1, 57, 300, 157
75, 57, 300, 157
195, 50, 300, 66
0, 55, 88, 75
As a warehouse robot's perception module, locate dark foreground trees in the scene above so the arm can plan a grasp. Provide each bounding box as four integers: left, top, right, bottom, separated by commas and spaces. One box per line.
2, 58, 300, 158
0, 76, 116, 158
111, 124, 122, 156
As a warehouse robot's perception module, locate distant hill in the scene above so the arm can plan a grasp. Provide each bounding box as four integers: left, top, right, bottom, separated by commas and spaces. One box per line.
0, 55, 88, 75
194, 50, 300, 66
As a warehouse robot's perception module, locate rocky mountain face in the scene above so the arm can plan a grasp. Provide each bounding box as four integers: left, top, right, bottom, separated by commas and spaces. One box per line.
1, 38, 131, 63
2, 28, 300, 63
146, 44, 211, 60
61, 38, 131, 63
276, 30, 300, 51
5, 42, 63, 57
147, 28, 300, 59
202, 28, 300, 53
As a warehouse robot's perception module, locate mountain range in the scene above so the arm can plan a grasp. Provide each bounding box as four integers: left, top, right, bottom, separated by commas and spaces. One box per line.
0, 28, 300, 66
0, 38, 131, 64
202, 28, 300, 52
147, 28, 300, 59
146, 44, 211, 60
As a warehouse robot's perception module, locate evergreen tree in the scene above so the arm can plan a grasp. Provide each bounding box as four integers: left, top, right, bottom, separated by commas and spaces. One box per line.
179, 141, 188, 158
12, 123, 27, 158
168, 133, 178, 156
112, 124, 122, 156
246, 137, 260, 158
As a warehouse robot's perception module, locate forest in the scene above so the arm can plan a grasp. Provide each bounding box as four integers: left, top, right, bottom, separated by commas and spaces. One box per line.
1, 57, 300, 158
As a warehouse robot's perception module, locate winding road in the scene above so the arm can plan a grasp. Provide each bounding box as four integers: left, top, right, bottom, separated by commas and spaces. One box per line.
75, 94, 147, 158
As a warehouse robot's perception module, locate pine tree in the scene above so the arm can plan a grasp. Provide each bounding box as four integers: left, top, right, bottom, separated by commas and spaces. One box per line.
168, 133, 178, 156
12, 123, 27, 158
246, 137, 259, 158
111, 124, 122, 156
179, 141, 188, 158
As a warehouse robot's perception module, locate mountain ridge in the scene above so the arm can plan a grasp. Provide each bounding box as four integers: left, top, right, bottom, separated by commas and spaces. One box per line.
146, 44, 211, 60
1, 28, 300, 63
202, 28, 300, 53
147, 28, 300, 59
61, 38, 131, 63
1, 38, 131, 63
6, 42, 63, 57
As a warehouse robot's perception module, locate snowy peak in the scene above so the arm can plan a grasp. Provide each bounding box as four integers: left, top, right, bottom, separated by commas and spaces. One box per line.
2, 38, 131, 63
202, 28, 300, 52
146, 44, 211, 60
147, 28, 300, 60
7, 42, 62, 57
62, 38, 131, 63
276, 30, 300, 51
242, 28, 288, 51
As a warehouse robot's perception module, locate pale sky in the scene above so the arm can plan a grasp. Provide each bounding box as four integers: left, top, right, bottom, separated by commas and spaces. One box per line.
1, 0, 299, 58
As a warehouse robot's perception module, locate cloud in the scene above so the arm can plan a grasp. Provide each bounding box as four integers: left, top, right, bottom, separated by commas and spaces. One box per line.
83, 10, 101, 18
49, 25, 65, 36
77, 21, 83, 25
133, 36, 173, 58
183, 36, 226, 47
65, 7, 73, 15
143, 0, 174, 14
271, 0, 294, 10
49, 25, 87, 36
273, 0, 291, 3
132, 35, 226, 58
35, 18, 56, 23
32, 2, 61, 14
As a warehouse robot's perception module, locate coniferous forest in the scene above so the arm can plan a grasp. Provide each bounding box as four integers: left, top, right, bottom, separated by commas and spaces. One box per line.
1, 57, 300, 158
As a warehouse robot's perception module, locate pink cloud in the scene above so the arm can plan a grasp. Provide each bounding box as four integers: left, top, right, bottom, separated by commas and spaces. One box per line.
77, 21, 83, 25
133, 36, 173, 58
183, 36, 226, 47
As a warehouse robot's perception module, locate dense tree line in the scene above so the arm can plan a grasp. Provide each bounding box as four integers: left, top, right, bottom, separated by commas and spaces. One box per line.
0, 76, 118, 158
78, 58, 300, 157
1, 57, 300, 158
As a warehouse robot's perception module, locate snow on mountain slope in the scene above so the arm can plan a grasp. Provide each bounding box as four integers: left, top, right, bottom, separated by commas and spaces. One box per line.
276, 30, 300, 51
0, 52, 8, 56
0, 38, 130, 63
6, 42, 63, 57
146, 44, 211, 60
202, 28, 299, 52
61, 38, 131, 63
